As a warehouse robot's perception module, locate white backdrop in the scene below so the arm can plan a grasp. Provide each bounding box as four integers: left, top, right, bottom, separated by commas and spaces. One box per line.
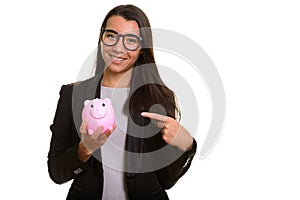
0, 0, 299, 199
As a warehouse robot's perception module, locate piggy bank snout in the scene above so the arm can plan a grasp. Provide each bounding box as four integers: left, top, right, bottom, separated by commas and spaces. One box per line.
90, 103, 107, 119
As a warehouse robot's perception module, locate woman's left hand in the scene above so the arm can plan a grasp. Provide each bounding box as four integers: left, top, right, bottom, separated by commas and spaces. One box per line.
141, 112, 194, 152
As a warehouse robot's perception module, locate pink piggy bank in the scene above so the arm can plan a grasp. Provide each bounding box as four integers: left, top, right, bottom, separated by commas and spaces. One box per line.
82, 98, 115, 135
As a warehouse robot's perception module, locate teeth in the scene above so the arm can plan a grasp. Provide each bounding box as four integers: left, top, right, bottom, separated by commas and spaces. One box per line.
112, 56, 124, 61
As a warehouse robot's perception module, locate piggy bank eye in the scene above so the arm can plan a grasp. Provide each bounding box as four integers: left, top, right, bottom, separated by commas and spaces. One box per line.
90, 104, 94, 108
102, 103, 105, 107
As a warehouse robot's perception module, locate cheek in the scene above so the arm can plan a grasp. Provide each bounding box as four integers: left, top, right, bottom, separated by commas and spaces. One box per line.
100, 44, 111, 64
128, 50, 141, 62
100, 44, 107, 57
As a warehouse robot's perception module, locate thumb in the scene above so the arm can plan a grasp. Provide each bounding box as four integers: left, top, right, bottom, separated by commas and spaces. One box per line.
80, 121, 88, 135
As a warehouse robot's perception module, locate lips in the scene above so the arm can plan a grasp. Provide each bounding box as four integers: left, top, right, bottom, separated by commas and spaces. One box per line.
110, 55, 127, 64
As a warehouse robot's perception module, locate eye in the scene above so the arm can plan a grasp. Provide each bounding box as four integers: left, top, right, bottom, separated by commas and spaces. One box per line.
102, 103, 105, 107
126, 37, 138, 44
105, 32, 117, 41
107, 34, 115, 39
90, 104, 93, 108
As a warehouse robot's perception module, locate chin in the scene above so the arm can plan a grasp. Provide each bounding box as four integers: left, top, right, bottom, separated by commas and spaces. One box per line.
107, 64, 132, 74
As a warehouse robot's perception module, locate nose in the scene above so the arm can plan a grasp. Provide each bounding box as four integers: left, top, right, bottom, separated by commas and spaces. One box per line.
94, 106, 100, 112
111, 36, 126, 53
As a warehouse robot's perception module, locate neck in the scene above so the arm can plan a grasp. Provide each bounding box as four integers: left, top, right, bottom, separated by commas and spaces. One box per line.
101, 68, 133, 88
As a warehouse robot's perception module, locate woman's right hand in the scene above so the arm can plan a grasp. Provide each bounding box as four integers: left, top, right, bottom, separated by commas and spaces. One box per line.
78, 121, 115, 162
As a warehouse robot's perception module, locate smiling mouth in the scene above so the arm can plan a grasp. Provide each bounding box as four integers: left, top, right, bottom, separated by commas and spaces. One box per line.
111, 55, 126, 62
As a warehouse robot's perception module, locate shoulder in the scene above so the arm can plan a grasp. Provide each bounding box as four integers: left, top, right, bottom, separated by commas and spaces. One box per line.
60, 75, 101, 95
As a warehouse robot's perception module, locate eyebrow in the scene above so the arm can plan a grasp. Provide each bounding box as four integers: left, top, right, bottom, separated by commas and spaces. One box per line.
104, 28, 141, 35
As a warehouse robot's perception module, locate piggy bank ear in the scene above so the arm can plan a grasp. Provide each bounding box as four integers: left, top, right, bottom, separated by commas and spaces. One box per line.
103, 98, 111, 105
84, 100, 91, 106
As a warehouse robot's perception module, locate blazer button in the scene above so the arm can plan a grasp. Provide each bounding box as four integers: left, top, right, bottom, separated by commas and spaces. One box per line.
183, 158, 191, 168
74, 168, 82, 174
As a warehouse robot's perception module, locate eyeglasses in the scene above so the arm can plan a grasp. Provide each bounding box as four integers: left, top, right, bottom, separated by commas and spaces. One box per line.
100, 29, 143, 51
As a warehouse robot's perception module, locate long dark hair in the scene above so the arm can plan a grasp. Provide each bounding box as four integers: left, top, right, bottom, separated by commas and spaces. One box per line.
96, 4, 180, 121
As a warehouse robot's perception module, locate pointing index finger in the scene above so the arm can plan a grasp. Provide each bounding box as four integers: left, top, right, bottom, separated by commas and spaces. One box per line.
141, 112, 167, 122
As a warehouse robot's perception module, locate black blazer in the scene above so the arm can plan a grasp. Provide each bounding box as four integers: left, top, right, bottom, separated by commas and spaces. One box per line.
47, 74, 197, 200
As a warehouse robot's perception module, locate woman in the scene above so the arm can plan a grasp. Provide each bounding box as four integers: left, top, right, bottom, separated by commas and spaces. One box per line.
48, 4, 197, 200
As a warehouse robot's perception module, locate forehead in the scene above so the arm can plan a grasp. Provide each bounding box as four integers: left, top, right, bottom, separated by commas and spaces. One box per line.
105, 15, 140, 35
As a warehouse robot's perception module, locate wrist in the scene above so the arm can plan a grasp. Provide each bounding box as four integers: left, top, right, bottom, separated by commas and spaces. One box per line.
182, 136, 194, 152
186, 137, 194, 151
78, 141, 92, 162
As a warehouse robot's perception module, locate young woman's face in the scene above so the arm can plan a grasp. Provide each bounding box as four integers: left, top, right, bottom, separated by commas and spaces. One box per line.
101, 15, 141, 76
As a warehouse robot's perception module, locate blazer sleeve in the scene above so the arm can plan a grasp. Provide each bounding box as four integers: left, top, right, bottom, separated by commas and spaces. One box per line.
47, 84, 89, 184
153, 90, 198, 189
155, 138, 197, 189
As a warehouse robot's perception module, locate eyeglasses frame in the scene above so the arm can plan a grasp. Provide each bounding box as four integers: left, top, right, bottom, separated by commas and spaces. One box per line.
100, 29, 143, 51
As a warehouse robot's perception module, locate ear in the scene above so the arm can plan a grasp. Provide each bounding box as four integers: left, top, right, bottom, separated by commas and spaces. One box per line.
103, 98, 111, 105
84, 100, 90, 106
